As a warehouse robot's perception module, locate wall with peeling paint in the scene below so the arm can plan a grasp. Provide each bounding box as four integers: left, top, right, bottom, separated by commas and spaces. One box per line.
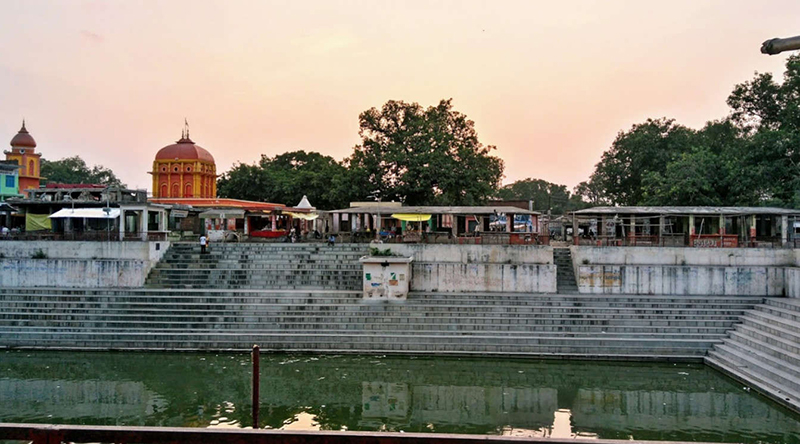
0, 259, 147, 287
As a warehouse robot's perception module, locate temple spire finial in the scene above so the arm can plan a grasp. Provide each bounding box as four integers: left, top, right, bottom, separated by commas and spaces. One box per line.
184, 118, 190, 140
20, 119, 27, 133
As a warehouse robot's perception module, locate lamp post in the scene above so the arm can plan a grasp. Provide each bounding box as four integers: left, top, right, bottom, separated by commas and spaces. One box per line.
762, 35, 800, 55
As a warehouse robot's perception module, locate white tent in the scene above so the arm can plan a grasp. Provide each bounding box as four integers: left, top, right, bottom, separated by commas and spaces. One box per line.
49, 208, 120, 219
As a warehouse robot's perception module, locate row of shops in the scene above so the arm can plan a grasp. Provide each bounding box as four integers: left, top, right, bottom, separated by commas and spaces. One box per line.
3, 186, 800, 248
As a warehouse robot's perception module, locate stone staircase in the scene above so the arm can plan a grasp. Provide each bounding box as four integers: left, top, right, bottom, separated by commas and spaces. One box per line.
0, 288, 759, 360
554, 248, 578, 293
706, 298, 800, 412
145, 243, 368, 290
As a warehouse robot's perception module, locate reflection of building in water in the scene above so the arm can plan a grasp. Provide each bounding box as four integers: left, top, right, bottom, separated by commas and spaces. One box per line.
413, 386, 557, 427
571, 389, 800, 434
0, 379, 163, 420
360, 382, 557, 429
361, 382, 409, 419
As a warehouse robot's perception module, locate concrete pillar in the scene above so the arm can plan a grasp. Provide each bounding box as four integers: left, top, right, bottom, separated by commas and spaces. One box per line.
376, 214, 382, 239
271, 214, 277, 231
658, 216, 665, 245
630, 217, 636, 244
572, 213, 578, 245
750, 215, 757, 244
782, 215, 789, 247
507, 213, 514, 233
142, 209, 149, 241
689, 215, 695, 236
119, 210, 125, 241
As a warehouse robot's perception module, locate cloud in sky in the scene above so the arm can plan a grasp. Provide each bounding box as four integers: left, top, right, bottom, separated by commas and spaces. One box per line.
80, 30, 103, 43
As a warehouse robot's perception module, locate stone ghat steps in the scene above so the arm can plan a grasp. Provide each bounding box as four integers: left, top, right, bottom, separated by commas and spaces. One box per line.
147, 269, 363, 277
0, 332, 716, 358
161, 253, 364, 266
706, 298, 800, 413
170, 243, 369, 251
155, 263, 363, 270
146, 243, 368, 289
0, 287, 758, 359
0, 288, 762, 304
0, 319, 735, 335
0, 300, 755, 317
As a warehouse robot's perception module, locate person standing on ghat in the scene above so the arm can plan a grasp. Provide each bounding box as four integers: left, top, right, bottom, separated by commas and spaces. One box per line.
199, 234, 207, 254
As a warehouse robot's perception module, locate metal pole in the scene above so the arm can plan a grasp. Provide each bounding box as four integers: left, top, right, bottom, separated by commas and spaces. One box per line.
251, 345, 260, 429
762, 35, 800, 55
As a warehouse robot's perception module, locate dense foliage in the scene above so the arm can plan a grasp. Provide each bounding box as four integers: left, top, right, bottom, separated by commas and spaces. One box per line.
217, 150, 355, 210
579, 55, 800, 208
348, 99, 504, 205
219, 99, 507, 209
496, 178, 587, 213
40, 156, 123, 187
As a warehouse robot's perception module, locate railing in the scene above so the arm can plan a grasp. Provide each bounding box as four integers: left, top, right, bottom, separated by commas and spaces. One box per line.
0, 423, 622, 444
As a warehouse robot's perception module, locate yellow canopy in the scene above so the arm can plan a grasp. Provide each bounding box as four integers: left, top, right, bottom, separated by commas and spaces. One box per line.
26, 213, 52, 231
391, 213, 431, 222
285, 211, 319, 221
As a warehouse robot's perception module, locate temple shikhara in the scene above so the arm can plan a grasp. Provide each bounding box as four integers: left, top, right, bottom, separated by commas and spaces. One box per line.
149, 123, 217, 198
4, 120, 42, 197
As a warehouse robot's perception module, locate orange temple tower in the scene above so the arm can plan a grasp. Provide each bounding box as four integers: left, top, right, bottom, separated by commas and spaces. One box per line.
4, 120, 42, 197
150, 122, 217, 198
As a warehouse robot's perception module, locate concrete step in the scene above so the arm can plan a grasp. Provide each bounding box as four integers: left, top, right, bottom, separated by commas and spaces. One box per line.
705, 354, 800, 413
742, 315, 800, 342
0, 320, 733, 335
711, 343, 800, 390
734, 323, 800, 355
746, 309, 800, 335
0, 335, 709, 358
727, 329, 800, 366
0, 330, 719, 349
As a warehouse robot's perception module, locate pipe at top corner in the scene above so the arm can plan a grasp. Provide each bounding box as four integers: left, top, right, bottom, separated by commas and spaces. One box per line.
762, 35, 800, 55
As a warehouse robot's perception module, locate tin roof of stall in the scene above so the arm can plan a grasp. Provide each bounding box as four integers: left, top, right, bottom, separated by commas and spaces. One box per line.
329, 206, 539, 215
572, 206, 800, 216
149, 198, 286, 211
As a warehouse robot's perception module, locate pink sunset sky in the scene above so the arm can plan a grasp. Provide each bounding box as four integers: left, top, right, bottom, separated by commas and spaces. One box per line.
1, 0, 798, 193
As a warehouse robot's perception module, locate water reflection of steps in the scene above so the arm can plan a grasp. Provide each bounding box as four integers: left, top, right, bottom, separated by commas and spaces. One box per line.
145, 243, 368, 290
0, 288, 759, 360
706, 298, 800, 412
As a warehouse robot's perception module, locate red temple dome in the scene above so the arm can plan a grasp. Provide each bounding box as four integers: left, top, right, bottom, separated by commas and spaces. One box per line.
155, 136, 214, 163
9, 120, 36, 148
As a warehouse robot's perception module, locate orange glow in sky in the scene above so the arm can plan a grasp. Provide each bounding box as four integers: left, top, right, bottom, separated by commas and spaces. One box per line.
1, 0, 798, 191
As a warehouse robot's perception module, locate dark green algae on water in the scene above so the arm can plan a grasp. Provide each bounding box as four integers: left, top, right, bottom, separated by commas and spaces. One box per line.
0, 351, 798, 443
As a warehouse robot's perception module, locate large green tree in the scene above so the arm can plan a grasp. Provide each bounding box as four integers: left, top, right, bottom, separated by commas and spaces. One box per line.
40, 156, 123, 187
217, 150, 354, 210
348, 99, 504, 205
589, 118, 695, 206
497, 178, 579, 213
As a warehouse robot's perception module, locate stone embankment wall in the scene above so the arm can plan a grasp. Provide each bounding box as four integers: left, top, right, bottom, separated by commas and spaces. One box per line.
0, 241, 168, 288
387, 244, 556, 293
572, 246, 800, 296
0, 259, 148, 287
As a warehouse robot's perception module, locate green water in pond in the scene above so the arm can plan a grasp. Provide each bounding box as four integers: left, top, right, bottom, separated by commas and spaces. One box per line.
0, 351, 798, 443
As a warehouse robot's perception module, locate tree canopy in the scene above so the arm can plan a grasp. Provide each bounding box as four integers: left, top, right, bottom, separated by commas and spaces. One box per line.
578, 55, 800, 209
497, 178, 586, 213
217, 150, 354, 210
40, 156, 123, 187
348, 99, 504, 205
